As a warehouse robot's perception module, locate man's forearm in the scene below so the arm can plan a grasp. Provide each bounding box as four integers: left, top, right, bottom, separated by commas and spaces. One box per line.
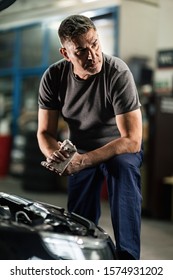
82, 136, 141, 168
37, 132, 60, 158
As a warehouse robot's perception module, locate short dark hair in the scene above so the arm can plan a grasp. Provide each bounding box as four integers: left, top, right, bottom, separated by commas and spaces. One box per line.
58, 15, 96, 45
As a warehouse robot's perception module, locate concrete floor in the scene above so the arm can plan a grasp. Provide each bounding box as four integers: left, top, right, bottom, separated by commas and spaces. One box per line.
0, 176, 173, 260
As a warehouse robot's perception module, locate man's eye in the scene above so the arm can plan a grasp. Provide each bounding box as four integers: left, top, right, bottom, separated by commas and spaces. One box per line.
76, 49, 86, 56
93, 42, 98, 49
77, 49, 85, 54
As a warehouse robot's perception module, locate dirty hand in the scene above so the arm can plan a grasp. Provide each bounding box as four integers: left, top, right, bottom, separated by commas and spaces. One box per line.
41, 147, 73, 175
62, 152, 87, 175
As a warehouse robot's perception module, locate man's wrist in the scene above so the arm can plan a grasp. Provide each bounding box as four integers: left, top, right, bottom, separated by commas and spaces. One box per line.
82, 153, 92, 168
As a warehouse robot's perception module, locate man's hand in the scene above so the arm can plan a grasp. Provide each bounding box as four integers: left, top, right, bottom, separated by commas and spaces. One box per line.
41, 139, 77, 175
62, 152, 86, 175
41, 151, 85, 176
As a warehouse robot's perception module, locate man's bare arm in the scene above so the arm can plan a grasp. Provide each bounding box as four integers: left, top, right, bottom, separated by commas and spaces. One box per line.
65, 108, 142, 174
37, 108, 61, 157
37, 108, 142, 176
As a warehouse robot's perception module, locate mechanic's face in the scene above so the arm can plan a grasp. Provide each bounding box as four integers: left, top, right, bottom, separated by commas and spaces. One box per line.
60, 28, 103, 80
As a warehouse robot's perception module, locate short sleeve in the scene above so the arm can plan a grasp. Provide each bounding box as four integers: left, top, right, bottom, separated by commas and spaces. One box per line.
38, 67, 60, 110
110, 69, 141, 115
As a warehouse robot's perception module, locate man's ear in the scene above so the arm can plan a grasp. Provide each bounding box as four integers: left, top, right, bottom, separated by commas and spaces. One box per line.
59, 48, 70, 61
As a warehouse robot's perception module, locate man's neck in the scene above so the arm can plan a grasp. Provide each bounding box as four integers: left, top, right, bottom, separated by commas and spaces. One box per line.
74, 72, 91, 80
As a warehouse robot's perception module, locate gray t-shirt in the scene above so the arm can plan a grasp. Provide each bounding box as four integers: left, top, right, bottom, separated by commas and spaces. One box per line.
39, 53, 141, 152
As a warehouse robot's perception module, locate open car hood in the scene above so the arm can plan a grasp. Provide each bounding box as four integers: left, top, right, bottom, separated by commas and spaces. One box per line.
0, 192, 116, 260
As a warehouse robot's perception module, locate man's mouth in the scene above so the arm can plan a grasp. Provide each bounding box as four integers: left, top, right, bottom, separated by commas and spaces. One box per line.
85, 62, 97, 69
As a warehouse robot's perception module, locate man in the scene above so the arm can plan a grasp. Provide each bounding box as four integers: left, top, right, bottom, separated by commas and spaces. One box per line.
37, 15, 143, 260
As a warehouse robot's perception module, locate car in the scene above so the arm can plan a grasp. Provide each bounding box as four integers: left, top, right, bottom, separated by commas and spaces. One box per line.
0, 192, 117, 260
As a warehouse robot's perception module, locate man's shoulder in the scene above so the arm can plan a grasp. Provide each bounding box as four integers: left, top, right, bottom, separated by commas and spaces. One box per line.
41, 59, 70, 84
48, 59, 70, 74
103, 53, 129, 73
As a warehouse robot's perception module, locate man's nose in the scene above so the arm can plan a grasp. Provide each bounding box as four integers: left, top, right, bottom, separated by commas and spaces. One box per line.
88, 49, 96, 60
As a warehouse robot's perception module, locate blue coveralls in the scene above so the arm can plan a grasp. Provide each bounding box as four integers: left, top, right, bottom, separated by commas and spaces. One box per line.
67, 150, 143, 260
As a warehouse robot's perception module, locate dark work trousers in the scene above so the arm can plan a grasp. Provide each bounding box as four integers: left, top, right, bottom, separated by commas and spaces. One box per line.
67, 150, 143, 260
